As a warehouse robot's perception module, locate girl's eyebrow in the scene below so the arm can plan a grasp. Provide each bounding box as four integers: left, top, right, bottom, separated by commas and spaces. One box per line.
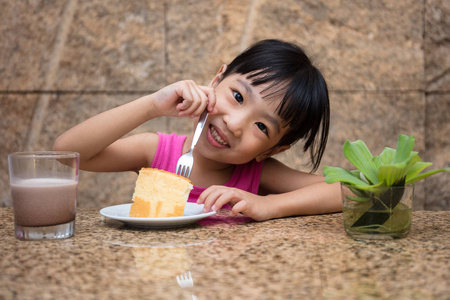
236, 79, 255, 98
263, 111, 281, 134
236, 78, 281, 134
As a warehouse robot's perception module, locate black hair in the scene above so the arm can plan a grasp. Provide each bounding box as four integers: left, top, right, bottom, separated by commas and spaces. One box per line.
222, 39, 330, 172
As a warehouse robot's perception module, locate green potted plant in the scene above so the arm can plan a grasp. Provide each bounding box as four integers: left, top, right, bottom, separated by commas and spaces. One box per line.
324, 134, 449, 239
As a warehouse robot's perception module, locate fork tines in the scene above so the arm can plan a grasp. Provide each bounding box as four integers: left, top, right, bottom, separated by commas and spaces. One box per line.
176, 165, 191, 178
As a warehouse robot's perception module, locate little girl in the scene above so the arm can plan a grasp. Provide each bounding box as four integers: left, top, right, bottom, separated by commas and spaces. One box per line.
53, 39, 341, 221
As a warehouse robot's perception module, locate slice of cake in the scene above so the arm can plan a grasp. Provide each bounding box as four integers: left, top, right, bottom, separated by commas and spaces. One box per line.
129, 168, 193, 218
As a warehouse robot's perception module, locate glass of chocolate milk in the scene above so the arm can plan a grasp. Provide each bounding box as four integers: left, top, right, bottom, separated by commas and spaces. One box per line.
8, 151, 79, 240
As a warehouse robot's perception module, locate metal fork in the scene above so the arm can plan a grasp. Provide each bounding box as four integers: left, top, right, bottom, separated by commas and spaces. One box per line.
175, 110, 209, 178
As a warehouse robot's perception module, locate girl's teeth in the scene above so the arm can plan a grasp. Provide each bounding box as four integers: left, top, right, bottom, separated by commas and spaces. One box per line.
211, 126, 228, 146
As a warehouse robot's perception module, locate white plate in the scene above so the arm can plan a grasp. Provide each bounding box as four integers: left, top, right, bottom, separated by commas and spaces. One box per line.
99, 203, 216, 228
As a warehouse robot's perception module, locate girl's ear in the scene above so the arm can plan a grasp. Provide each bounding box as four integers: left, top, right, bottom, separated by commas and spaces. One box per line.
209, 64, 227, 87
255, 145, 291, 162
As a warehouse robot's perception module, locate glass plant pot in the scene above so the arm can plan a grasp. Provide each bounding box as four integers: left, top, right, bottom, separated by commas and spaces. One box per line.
341, 183, 414, 240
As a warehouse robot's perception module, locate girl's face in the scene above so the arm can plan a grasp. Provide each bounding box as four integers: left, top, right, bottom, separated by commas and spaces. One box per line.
196, 73, 290, 166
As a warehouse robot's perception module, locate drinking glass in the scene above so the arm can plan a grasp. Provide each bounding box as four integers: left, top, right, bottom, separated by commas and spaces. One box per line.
8, 151, 79, 240
342, 183, 414, 239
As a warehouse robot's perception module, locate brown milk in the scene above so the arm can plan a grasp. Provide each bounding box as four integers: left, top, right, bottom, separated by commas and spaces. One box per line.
11, 178, 78, 227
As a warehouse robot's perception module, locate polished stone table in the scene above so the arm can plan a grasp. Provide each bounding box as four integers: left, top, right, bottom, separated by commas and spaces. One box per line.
0, 208, 448, 299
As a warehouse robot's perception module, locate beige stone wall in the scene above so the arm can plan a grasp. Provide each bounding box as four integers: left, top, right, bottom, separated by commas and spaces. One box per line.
1, 0, 448, 210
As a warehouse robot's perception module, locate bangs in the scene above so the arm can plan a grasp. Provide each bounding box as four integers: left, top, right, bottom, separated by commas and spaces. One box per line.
245, 67, 324, 141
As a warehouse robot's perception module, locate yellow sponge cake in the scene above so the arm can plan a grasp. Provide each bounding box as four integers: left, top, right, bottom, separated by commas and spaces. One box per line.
130, 168, 193, 218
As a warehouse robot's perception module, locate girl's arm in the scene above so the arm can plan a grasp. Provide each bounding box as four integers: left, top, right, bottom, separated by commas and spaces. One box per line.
53, 81, 216, 173
258, 158, 342, 218
53, 96, 158, 172
198, 158, 341, 221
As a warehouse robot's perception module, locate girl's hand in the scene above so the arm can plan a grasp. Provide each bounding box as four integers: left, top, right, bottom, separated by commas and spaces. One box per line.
197, 186, 273, 221
151, 80, 216, 118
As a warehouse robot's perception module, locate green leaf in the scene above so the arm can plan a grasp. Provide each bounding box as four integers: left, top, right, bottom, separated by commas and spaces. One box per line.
406, 168, 450, 185
394, 134, 415, 163
350, 170, 362, 178
406, 161, 433, 179
378, 163, 407, 186
406, 152, 421, 166
373, 155, 383, 169
343, 140, 379, 184
323, 166, 371, 189
379, 147, 396, 165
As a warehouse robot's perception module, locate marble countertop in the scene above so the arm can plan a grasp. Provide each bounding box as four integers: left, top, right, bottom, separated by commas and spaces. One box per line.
0, 208, 448, 300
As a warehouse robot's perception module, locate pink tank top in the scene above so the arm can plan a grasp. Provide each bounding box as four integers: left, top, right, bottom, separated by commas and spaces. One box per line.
151, 132, 264, 208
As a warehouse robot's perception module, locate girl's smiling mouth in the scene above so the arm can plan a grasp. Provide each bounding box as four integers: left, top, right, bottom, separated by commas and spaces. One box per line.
207, 125, 230, 148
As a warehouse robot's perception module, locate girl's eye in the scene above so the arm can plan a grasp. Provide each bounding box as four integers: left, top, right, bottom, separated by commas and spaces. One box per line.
256, 122, 268, 135
233, 91, 244, 104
